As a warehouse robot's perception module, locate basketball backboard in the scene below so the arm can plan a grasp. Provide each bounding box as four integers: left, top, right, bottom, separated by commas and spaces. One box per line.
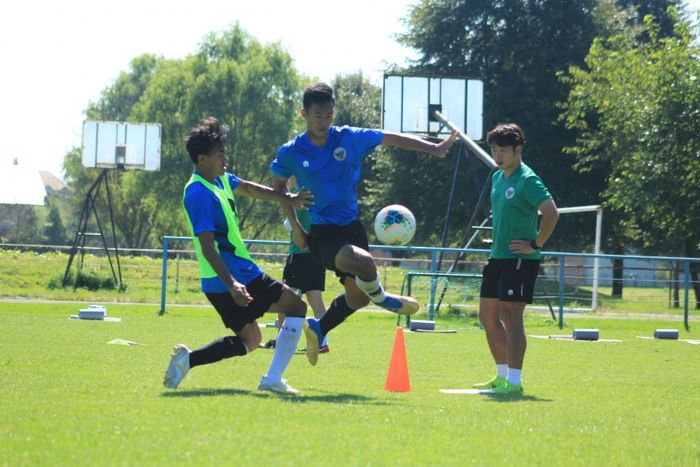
382, 75, 483, 140
81, 121, 161, 171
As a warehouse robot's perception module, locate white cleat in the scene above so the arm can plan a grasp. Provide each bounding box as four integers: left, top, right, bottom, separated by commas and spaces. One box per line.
258, 376, 300, 395
377, 294, 420, 316
163, 344, 190, 389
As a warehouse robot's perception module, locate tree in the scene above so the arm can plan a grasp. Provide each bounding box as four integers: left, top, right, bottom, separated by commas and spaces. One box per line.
559, 8, 700, 306
64, 23, 303, 248
397, 0, 601, 249
43, 201, 67, 245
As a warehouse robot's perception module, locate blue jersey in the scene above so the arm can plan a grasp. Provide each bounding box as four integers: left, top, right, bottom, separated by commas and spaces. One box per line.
183, 171, 263, 292
270, 126, 383, 225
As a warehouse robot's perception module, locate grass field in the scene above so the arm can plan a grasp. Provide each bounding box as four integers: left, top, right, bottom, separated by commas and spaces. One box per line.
2, 302, 699, 466
1, 248, 696, 318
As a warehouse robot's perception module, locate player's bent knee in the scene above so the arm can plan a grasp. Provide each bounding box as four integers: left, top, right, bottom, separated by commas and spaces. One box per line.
285, 298, 307, 318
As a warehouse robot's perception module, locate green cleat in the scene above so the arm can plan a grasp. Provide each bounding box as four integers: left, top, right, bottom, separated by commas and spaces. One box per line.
491, 382, 523, 394
472, 376, 506, 390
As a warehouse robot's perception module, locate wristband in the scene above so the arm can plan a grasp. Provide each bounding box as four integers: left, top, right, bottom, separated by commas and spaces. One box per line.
530, 239, 541, 250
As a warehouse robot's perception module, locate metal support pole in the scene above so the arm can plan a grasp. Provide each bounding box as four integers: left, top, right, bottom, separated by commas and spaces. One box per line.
684, 260, 690, 331
429, 250, 437, 320
159, 237, 169, 315
559, 257, 565, 329
592, 207, 603, 310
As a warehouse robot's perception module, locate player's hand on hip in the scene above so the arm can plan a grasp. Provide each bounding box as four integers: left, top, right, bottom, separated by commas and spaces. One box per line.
287, 187, 314, 210
509, 239, 536, 255
431, 131, 459, 158
229, 281, 253, 306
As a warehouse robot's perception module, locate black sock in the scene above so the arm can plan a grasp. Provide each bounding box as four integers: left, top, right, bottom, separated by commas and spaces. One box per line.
189, 335, 247, 368
319, 295, 356, 335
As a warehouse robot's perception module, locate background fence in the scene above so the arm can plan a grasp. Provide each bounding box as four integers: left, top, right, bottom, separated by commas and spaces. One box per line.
159, 236, 700, 330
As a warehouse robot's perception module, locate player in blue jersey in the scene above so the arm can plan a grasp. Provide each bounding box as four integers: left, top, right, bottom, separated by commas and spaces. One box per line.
163, 116, 315, 394
270, 82, 458, 363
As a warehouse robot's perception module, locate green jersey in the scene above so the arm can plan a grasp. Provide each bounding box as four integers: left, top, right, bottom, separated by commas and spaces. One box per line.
289, 207, 311, 255
490, 163, 552, 260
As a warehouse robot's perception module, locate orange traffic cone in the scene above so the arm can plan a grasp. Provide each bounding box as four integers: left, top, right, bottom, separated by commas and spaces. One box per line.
385, 327, 411, 392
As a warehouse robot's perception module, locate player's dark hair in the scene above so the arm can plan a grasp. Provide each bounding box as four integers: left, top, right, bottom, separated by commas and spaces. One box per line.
184, 116, 229, 164
486, 123, 526, 148
303, 82, 335, 110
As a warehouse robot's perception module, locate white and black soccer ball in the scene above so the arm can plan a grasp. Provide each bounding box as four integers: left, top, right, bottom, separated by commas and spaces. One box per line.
373, 204, 416, 246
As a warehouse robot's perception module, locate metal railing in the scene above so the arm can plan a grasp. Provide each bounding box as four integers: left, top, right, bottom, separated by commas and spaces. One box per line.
160, 235, 699, 330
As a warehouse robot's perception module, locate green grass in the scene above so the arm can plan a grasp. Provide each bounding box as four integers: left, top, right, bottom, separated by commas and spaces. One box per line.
1, 302, 699, 465
1, 249, 696, 318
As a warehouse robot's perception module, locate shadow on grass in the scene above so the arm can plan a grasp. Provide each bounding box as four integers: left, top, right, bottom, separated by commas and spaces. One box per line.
161, 387, 389, 405
483, 393, 553, 403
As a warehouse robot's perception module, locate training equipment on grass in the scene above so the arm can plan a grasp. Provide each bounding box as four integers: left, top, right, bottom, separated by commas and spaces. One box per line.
79, 304, 107, 320
69, 304, 121, 322
654, 329, 679, 340
573, 328, 600, 341
374, 204, 416, 246
409, 319, 435, 331
385, 327, 411, 392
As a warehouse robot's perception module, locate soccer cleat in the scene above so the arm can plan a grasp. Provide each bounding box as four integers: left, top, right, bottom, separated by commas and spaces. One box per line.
491, 382, 524, 394
472, 376, 506, 390
377, 294, 420, 316
163, 344, 190, 389
260, 338, 276, 349
303, 318, 322, 366
319, 344, 330, 353
258, 376, 300, 395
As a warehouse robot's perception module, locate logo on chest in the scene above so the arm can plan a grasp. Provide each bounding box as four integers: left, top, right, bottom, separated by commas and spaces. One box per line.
505, 186, 515, 200
333, 147, 347, 161
302, 160, 310, 168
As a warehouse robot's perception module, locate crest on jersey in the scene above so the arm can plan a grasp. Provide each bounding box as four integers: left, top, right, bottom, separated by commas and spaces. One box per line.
303, 160, 310, 168
505, 186, 515, 199
333, 147, 347, 161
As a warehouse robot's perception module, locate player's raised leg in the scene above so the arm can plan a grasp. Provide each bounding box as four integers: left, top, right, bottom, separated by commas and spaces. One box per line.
336, 244, 419, 315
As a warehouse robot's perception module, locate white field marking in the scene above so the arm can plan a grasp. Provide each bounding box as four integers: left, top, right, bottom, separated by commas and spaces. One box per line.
439, 389, 494, 395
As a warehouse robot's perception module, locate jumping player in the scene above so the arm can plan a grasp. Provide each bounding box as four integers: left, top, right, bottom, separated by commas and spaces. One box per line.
270, 82, 458, 364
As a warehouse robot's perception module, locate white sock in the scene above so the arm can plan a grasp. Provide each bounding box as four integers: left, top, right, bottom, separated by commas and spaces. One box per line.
321, 335, 328, 347
496, 364, 508, 379
355, 276, 387, 303
507, 367, 522, 385
264, 316, 303, 382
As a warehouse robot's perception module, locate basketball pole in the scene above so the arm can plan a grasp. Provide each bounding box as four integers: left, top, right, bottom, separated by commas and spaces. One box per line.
62, 169, 124, 290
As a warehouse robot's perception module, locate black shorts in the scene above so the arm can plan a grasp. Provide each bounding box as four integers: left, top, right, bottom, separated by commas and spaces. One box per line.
479, 258, 541, 304
283, 252, 326, 292
308, 220, 369, 279
205, 273, 283, 333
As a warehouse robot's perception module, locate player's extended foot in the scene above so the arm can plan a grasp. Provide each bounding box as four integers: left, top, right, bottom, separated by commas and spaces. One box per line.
376, 294, 420, 316
491, 382, 524, 394
319, 344, 330, 353
472, 376, 506, 390
258, 376, 300, 395
303, 318, 322, 366
163, 344, 190, 389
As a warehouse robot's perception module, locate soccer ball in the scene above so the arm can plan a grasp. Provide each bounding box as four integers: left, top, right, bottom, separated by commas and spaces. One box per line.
373, 204, 416, 246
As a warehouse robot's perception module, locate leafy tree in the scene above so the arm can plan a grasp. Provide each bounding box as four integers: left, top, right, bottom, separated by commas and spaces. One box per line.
398, 0, 601, 250
559, 8, 700, 305
43, 201, 67, 245
64, 24, 303, 248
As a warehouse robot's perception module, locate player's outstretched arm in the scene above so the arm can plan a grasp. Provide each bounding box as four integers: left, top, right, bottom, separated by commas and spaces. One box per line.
381, 131, 459, 158
235, 178, 313, 210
